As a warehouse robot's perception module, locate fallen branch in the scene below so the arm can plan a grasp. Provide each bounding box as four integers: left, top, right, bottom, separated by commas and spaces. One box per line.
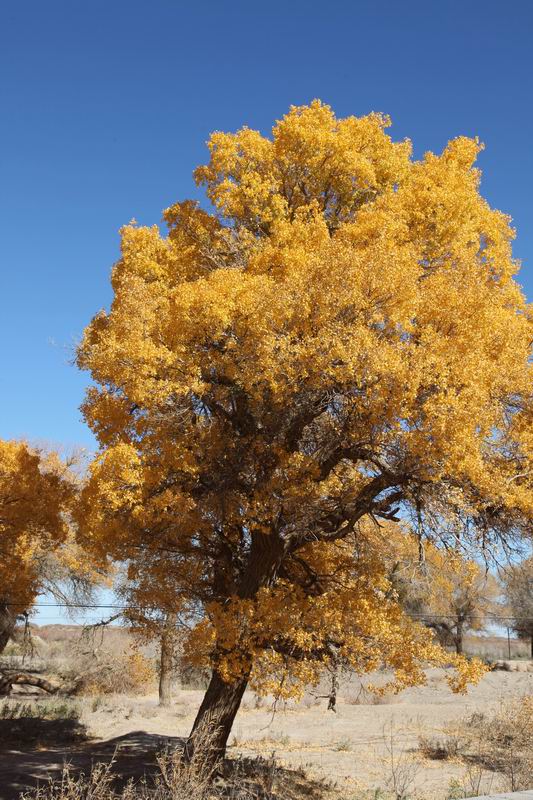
0, 671, 60, 696
0, 658, 120, 698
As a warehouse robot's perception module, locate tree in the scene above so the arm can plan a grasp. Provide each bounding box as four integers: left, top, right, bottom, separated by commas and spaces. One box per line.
76, 101, 533, 761
114, 549, 186, 706
503, 557, 533, 657
124, 601, 182, 707
157, 612, 179, 706
425, 553, 500, 654
0, 440, 75, 656
385, 531, 500, 654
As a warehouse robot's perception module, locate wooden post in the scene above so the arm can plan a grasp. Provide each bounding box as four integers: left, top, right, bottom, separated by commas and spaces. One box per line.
507, 626, 511, 660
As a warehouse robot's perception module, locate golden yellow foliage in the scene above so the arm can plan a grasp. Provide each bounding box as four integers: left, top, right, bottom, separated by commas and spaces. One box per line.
81, 651, 156, 696
76, 102, 531, 716
0, 439, 75, 614
383, 526, 499, 653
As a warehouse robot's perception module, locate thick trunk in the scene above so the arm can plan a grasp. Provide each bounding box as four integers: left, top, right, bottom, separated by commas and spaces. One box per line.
0, 603, 17, 656
184, 532, 278, 763
158, 613, 177, 707
185, 668, 249, 762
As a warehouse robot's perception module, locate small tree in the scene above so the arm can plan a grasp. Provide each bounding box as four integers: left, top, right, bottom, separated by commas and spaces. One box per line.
76, 102, 533, 762
116, 552, 186, 706
385, 531, 499, 653
125, 605, 181, 707
0, 440, 75, 656
503, 558, 533, 657
158, 612, 179, 706
422, 553, 499, 654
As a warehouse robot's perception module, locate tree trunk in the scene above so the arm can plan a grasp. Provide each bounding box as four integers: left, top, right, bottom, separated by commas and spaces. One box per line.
159, 613, 177, 707
0, 603, 17, 656
454, 621, 464, 655
530, 629, 533, 660
184, 531, 278, 763
185, 668, 249, 763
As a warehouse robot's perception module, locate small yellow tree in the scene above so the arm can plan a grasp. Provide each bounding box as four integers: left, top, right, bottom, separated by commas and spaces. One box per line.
425, 553, 499, 654
376, 527, 499, 653
0, 440, 75, 654
76, 102, 533, 759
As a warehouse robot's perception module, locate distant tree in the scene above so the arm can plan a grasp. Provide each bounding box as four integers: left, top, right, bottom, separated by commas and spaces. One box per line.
76, 101, 533, 762
385, 530, 499, 653
156, 612, 178, 706
125, 605, 182, 707
116, 554, 185, 706
422, 554, 499, 654
503, 558, 533, 657
0, 440, 75, 656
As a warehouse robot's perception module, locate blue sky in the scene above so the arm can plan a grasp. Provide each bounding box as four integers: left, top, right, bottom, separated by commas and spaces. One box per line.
1, 1, 532, 623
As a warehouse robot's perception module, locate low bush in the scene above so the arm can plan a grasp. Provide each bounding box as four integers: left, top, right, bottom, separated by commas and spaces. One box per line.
72, 652, 157, 696
418, 733, 459, 761
419, 696, 533, 793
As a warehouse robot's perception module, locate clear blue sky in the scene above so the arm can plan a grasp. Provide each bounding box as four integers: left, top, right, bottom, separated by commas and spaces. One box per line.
0, 1, 532, 623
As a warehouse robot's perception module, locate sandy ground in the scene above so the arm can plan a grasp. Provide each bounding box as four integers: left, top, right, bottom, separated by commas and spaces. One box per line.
1, 668, 533, 799
82, 668, 533, 797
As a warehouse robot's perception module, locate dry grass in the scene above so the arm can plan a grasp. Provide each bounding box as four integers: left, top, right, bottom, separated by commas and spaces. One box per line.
419, 695, 533, 794
19, 747, 333, 800
0, 698, 87, 747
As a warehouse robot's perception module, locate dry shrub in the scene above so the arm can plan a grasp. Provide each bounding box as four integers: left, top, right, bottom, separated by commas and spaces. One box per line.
79, 653, 156, 696
457, 697, 533, 792
371, 690, 400, 706
380, 722, 421, 800
418, 733, 459, 761
421, 696, 533, 793
344, 683, 398, 706
20, 745, 329, 800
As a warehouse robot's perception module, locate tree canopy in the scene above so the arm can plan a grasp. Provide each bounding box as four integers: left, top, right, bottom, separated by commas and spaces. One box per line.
75, 101, 533, 755
0, 439, 76, 653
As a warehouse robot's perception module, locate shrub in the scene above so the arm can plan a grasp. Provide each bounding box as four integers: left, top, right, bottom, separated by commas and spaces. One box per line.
459, 697, 533, 791
77, 652, 156, 696
0, 699, 79, 720
420, 696, 533, 793
20, 749, 329, 799
418, 733, 459, 760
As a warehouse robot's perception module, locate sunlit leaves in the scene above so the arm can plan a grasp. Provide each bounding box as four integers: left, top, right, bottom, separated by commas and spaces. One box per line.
76, 101, 532, 696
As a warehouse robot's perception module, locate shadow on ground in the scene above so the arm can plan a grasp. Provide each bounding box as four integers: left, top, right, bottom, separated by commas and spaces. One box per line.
0, 731, 185, 800
0, 717, 87, 750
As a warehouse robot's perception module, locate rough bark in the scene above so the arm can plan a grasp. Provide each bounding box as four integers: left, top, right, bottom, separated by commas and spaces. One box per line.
0, 603, 17, 656
159, 613, 177, 707
185, 668, 250, 762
